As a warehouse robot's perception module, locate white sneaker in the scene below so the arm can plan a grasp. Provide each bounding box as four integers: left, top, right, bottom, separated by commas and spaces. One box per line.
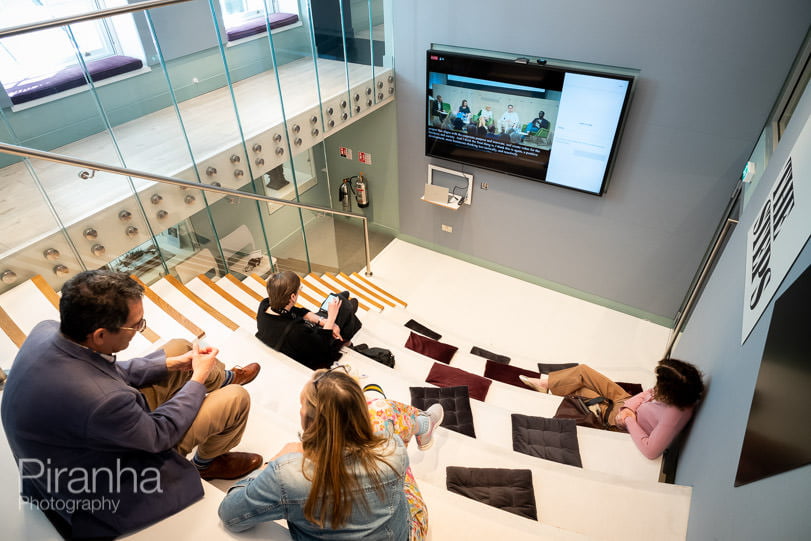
416, 404, 444, 450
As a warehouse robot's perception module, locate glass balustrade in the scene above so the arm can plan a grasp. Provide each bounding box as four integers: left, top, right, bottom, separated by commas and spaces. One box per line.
0, 0, 394, 294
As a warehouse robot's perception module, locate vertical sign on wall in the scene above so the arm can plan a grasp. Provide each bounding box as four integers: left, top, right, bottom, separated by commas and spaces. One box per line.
742, 115, 811, 343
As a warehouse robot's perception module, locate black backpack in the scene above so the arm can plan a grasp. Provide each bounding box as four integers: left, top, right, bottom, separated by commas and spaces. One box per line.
352, 344, 395, 368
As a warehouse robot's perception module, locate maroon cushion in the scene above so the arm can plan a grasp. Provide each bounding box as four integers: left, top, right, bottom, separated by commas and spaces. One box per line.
484, 360, 540, 389
405, 331, 458, 364
426, 362, 492, 401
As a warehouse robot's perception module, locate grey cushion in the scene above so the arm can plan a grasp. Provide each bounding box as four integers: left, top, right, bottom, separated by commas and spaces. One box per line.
410, 385, 475, 438
446, 466, 538, 521
511, 414, 583, 468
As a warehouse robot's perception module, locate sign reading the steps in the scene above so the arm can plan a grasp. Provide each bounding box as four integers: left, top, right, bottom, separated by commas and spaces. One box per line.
742, 114, 811, 343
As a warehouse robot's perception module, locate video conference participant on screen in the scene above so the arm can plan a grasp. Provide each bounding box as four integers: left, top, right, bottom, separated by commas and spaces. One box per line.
498, 104, 520, 134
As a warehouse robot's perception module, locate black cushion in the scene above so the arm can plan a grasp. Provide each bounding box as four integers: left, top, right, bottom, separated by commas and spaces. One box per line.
405, 319, 442, 340
511, 414, 582, 468
537, 362, 579, 374
410, 385, 475, 438
469, 345, 510, 364
446, 466, 538, 521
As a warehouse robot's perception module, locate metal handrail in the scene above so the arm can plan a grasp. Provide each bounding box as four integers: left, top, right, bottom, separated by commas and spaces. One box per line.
0, 142, 373, 276
664, 178, 742, 358
0, 0, 195, 39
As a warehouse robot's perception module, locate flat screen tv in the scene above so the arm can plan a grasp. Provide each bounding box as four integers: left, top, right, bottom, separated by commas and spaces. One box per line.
426, 49, 636, 195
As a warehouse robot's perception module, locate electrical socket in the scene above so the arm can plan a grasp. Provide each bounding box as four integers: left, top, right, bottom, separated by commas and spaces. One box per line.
441, 224, 452, 233
480, 182, 489, 190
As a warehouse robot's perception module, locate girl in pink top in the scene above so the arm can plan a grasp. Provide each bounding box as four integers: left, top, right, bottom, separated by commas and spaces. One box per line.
520, 359, 704, 459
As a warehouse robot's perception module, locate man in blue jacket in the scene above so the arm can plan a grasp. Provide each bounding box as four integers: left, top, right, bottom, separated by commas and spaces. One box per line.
1, 270, 263, 539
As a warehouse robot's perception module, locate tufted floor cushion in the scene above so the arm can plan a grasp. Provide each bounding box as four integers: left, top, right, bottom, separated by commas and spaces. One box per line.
446, 466, 538, 520
511, 414, 583, 468
425, 362, 492, 401
410, 385, 476, 438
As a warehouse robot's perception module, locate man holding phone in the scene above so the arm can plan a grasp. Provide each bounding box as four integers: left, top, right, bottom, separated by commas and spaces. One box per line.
256, 271, 363, 370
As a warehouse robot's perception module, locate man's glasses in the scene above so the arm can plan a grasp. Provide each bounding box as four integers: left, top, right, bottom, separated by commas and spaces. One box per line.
119, 318, 147, 333
312, 364, 350, 392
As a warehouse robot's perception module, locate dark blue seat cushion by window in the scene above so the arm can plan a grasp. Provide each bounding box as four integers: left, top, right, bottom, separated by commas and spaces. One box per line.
8, 56, 143, 105
226, 12, 300, 41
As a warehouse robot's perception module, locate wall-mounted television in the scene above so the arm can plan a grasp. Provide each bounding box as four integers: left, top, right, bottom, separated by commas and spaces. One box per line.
425, 49, 636, 195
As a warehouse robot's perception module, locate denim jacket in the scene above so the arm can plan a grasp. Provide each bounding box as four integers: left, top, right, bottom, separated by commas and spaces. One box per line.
218, 435, 410, 540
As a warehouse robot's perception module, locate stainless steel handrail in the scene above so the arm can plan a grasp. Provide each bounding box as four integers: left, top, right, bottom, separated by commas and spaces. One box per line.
664, 209, 740, 358
0, 0, 195, 39
0, 142, 373, 276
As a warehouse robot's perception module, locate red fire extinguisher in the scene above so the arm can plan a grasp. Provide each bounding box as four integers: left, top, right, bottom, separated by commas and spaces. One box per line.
355, 173, 369, 208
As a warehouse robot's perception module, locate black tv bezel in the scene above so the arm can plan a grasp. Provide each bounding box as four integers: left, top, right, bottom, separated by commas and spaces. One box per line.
425, 49, 636, 196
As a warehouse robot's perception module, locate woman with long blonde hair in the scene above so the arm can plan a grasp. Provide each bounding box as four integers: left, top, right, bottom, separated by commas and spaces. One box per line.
219, 367, 443, 539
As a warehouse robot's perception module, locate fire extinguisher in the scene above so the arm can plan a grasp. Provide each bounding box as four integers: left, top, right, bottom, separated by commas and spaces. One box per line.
355, 173, 369, 208
339, 178, 353, 212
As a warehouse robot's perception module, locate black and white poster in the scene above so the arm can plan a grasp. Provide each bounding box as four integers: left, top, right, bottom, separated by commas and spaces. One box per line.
743, 115, 811, 343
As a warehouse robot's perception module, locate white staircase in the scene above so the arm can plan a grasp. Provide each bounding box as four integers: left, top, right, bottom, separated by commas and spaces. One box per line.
0, 266, 691, 540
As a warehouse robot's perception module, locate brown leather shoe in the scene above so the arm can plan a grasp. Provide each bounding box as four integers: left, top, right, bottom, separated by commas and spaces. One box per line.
198, 452, 263, 480
229, 363, 260, 386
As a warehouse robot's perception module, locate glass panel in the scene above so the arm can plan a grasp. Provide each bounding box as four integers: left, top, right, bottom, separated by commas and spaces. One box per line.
0, 160, 85, 295
370, 0, 394, 104
0, 18, 141, 260
343, 0, 375, 119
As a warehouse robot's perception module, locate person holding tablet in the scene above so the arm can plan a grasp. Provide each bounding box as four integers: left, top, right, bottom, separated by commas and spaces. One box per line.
256, 271, 362, 370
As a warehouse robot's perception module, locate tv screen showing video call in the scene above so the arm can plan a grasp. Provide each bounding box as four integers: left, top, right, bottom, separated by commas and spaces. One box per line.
426, 50, 635, 195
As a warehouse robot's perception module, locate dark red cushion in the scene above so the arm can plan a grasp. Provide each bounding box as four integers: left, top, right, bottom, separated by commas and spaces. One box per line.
426, 362, 492, 401
405, 331, 458, 364
484, 360, 540, 389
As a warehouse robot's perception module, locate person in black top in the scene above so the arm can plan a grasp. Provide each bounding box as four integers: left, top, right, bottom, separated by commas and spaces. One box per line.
255, 271, 362, 370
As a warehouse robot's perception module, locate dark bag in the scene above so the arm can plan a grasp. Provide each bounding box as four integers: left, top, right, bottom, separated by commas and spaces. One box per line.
554, 395, 613, 430
352, 344, 395, 368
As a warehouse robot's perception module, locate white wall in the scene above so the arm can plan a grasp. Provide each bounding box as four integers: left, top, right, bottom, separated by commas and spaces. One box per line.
391, 0, 811, 321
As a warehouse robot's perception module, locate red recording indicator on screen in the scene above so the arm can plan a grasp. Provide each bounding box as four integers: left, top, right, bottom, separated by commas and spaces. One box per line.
430, 55, 439, 61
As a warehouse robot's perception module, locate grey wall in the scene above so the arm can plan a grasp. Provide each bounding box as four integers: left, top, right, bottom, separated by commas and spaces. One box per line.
324, 102, 400, 232
672, 82, 811, 540
392, 0, 811, 321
